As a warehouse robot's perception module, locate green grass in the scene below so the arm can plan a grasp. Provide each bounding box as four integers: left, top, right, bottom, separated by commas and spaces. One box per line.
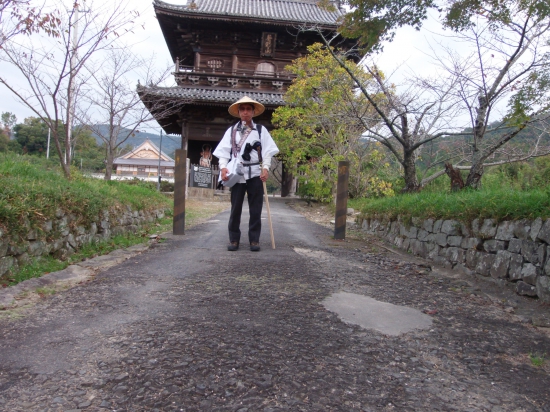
348, 160, 550, 223
529, 352, 547, 367
34, 287, 57, 297
0, 156, 232, 288
349, 186, 550, 223
9, 256, 67, 285
0, 154, 174, 286
0, 154, 171, 239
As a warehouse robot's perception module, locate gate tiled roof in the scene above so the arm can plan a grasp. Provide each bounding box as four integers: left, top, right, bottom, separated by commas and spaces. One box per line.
154, 0, 343, 26
139, 85, 286, 107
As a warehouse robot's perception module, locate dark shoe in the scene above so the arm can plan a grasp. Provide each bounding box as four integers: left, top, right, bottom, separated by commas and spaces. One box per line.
250, 242, 260, 252
227, 241, 239, 251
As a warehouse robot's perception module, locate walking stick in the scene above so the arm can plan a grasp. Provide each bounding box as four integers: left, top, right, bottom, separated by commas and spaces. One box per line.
256, 146, 276, 249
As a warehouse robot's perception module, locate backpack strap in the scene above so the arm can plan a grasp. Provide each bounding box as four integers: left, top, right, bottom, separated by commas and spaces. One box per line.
229, 123, 238, 158
230, 122, 262, 158
257, 124, 262, 157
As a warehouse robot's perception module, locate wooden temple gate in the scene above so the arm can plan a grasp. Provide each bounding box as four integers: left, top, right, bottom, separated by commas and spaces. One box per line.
138, 0, 356, 234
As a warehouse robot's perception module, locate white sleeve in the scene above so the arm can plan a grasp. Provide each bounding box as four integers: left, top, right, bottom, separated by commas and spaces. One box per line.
218, 157, 230, 169
260, 127, 279, 170
213, 127, 234, 169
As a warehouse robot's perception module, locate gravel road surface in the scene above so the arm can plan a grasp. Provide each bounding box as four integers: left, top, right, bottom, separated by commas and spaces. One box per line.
0, 199, 549, 411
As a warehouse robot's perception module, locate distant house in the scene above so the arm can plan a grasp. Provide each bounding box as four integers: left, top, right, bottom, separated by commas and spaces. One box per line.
113, 139, 175, 177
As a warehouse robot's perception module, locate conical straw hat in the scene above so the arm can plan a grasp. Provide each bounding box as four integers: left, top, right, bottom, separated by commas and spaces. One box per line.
228, 96, 265, 117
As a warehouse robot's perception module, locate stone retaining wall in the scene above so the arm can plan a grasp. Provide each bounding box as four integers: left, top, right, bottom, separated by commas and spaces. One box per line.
0, 207, 167, 278
357, 216, 550, 301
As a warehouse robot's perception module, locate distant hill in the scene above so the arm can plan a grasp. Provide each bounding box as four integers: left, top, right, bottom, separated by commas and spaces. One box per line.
87, 125, 182, 158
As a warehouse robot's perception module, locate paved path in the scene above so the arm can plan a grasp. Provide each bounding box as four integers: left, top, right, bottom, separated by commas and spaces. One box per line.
0, 199, 549, 411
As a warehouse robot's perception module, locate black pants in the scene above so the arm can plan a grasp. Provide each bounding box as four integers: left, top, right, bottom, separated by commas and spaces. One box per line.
228, 177, 263, 244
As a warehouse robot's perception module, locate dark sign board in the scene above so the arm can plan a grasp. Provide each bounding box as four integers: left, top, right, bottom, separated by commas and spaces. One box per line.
190, 165, 213, 189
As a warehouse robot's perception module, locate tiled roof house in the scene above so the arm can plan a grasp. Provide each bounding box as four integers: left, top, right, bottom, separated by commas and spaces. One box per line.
113, 139, 175, 177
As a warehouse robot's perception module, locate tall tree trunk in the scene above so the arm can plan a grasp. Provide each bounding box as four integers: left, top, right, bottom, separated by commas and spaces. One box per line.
104, 148, 114, 180
465, 154, 485, 189
281, 162, 293, 197
51, 126, 71, 179
402, 149, 419, 192
465, 94, 488, 189
61, 162, 71, 179
445, 162, 465, 191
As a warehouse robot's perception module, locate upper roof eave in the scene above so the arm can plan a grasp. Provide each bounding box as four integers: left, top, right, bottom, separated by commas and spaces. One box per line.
153, 0, 343, 29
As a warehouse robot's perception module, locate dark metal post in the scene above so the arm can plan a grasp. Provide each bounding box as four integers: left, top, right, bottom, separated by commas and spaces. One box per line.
173, 121, 188, 235
334, 161, 349, 240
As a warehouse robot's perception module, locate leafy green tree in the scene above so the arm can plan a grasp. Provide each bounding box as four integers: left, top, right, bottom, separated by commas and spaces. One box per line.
332, 0, 549, 52
319, 0, 550, 190
272, 44, 394, 202
6, 139, 21, 153
72, 127, 105, 172
1, 112, 16, 139
13, 116, 48, 155
328, 0, 435, 53
0, 127, 8, 152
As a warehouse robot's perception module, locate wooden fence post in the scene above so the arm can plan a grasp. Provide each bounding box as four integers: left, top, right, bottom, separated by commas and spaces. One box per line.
173, 149, 187, 235
334, 161, 349, 240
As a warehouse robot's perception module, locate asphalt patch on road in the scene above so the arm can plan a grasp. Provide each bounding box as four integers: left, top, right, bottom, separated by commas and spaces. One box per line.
322, 291, 433, 336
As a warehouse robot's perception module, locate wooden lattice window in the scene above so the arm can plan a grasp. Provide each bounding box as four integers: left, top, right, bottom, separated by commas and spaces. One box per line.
207, 59, 223, 70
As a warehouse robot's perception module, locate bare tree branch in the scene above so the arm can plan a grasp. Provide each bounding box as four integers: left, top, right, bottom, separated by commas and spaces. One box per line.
0, 0, 138, 178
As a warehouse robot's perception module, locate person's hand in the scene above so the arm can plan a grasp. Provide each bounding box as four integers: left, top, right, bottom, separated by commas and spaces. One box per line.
260, 168, 269, 182
221, 168, 229, 181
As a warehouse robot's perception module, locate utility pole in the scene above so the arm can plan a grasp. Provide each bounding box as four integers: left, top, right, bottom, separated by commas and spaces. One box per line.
66, 1, 88, 167
66, 4, 79, 167
157, 130, 163, 191
46, 128, 50, 159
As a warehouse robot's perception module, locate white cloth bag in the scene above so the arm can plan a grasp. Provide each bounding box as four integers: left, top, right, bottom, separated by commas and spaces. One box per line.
221, 158, 244, 187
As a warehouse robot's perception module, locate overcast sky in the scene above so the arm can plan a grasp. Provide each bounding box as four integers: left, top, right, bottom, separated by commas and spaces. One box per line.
0, 0, 176, 128
0, 0, 462, 133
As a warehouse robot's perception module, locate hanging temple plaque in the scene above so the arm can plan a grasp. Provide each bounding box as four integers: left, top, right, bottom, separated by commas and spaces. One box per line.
261, 32, 277, 57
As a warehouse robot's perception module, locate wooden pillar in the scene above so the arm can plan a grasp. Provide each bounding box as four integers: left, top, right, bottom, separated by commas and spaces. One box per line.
334, 161, 349, 240
194, 52, 201, 70
232, 55, 238, 74
173, 121, 188, 235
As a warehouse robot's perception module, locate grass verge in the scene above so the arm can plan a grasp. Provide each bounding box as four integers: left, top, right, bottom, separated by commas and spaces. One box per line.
0, 155, 171, 239
349, 186, 550, 223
